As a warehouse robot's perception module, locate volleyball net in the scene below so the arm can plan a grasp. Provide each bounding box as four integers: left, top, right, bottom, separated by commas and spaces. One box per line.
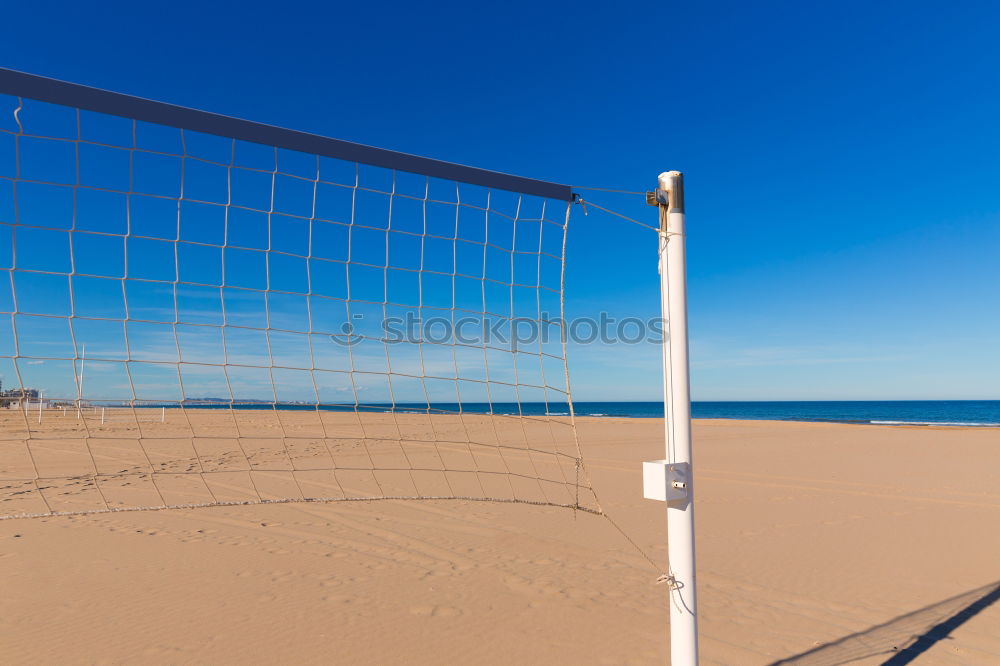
0, 68, 599, 519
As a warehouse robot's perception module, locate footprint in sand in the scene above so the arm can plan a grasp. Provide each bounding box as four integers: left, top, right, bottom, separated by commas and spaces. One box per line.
322, 594, 352, 603
409, 605, 462, 618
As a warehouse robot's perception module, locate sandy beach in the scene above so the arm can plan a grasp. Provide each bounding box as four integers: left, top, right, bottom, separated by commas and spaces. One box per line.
3, 416, 1000, 664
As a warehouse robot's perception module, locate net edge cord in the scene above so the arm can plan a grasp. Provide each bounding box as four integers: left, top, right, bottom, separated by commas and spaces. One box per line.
0, 68, 575, 202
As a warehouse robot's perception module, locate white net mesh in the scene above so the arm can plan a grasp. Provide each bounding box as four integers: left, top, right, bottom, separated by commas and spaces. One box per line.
0, 93, 600, 519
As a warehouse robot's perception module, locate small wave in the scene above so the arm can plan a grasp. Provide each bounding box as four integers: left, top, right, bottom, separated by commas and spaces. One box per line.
546, 412, 568, 416
588, 413, 608, 416
870, 420, 1000, 427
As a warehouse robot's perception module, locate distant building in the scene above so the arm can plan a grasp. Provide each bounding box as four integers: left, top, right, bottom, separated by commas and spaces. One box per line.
0, 387, 42, 409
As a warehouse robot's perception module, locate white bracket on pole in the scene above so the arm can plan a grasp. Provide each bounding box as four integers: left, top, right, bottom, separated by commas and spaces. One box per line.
642, 460, 689, 503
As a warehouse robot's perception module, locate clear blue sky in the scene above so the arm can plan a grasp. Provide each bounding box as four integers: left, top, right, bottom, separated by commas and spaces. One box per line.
3, 0, 999, 401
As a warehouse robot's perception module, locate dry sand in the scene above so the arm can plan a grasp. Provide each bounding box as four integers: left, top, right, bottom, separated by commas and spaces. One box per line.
3, 417, 1000, 664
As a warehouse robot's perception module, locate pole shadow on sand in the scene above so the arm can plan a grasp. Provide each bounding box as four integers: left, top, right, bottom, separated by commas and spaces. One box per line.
770, 579, 1000, 665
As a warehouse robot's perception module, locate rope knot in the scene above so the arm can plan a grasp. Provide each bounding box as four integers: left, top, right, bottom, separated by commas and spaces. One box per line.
656, 573, 680, 589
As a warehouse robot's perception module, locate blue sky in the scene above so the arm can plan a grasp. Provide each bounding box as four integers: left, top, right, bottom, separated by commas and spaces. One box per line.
2, 0, 999, 401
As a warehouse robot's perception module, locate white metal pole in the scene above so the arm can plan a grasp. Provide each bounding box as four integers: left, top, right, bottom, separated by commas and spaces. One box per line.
657, 170, 698, 664
77, 344, 86, 419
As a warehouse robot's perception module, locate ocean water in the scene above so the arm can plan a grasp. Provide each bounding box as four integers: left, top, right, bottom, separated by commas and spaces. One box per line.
570, 400, 1000, 426
136, 400, 1000, 426
404, 400, 999, 426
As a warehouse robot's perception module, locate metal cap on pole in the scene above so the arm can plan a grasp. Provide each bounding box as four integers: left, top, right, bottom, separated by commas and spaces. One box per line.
642, 170, 699, 664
